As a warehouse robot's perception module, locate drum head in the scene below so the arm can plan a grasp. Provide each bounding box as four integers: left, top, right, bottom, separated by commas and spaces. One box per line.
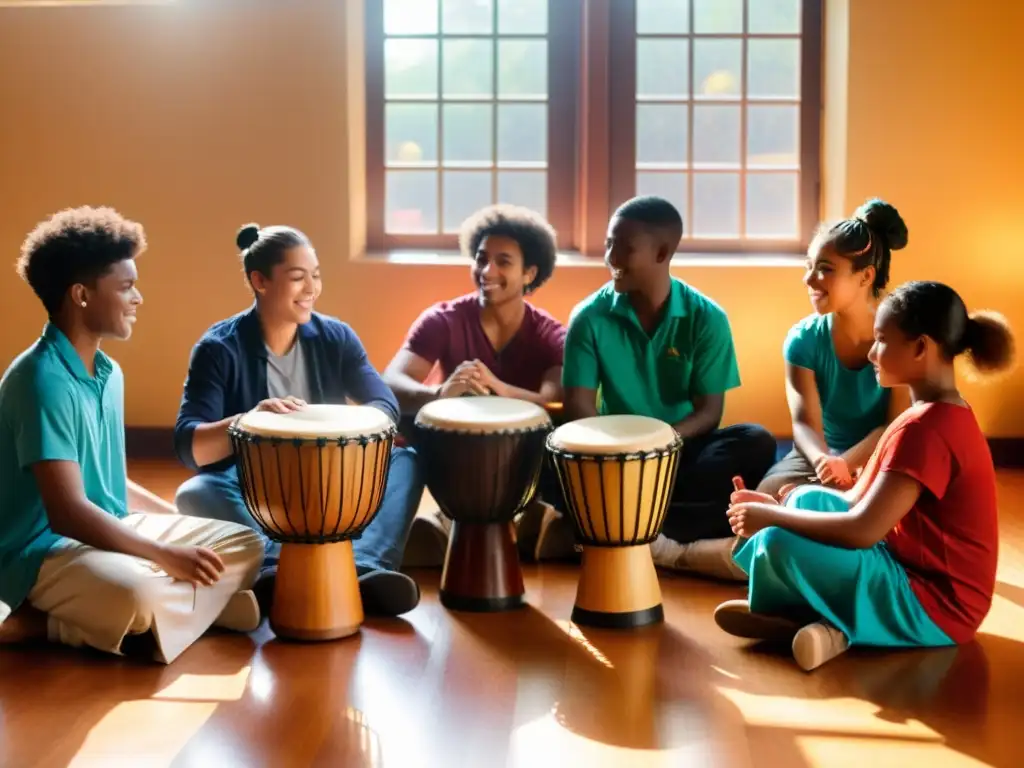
236, 403, 392, 439
415, 396, 551, 433
548, 415, 678, 455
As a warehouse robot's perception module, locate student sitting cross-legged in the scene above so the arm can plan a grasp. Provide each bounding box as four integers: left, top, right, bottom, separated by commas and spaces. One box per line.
717, 281, 1013, 672
173, 224, 425, 619
0, 207, 265, 664
382, 204, 571, 564
759, 199, 912, 498
561, 196, 777, 581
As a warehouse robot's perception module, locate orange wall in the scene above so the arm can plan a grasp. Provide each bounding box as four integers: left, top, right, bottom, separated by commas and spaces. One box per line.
0, 1, 1021, 436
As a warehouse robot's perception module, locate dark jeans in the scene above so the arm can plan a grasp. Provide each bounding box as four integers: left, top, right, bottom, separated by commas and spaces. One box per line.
662, 424, 777, 544
174, 446, 425, 574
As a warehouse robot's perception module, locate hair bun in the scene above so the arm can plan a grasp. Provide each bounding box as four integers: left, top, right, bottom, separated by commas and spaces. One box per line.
854, 198, 908, 251
236, 223, 261, 251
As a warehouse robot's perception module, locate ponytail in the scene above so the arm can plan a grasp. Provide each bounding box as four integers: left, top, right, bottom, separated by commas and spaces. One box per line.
961, 310, 1016, 378
882, 281, 1017, 381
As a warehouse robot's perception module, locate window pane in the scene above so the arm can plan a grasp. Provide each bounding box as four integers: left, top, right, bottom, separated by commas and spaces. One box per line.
637, 105, 689, 166
636, 173, 688, 235
749, 0, 801, 34
385, 39, 438, 98
443, 104, 492, 165
637, 39, 689, 100
747, 105, 799, 167
386, 171, 438, 233
385, 0, 439, 35
747, 39, 800, 99
443, 39, 493, 98
498, 0, 547, 34
637, 0, 690, 34
497, 104, 546, 164
692, 174, 739, 237
694, 39, 741, 98
443, 171, 493, 232
499, 40, 547, 99
442, 0, 493, 34
747, 173, 798, 238
386, 104, 438, 165
693, 0, 742, 33
693, 105, 740, 166
498, 171, 547, 215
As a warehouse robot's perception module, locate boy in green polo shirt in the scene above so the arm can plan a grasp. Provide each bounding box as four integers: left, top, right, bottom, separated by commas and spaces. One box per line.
0, 206, 264, 663
562, 196, 777, 581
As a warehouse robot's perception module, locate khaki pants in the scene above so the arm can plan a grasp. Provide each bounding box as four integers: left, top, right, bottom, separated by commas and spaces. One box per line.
25, 513, 264, 664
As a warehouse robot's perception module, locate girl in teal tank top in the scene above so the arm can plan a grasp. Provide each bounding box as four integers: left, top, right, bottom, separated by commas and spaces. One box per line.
758, 199, 912, 498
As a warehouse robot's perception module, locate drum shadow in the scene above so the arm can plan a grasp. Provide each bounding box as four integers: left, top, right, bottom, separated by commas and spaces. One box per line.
171, 634, 386, 766
551, 622, 728, 754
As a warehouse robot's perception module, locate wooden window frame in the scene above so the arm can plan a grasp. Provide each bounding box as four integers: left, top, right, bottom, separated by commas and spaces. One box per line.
366, 0, 822, 258
364, 0, 580, 253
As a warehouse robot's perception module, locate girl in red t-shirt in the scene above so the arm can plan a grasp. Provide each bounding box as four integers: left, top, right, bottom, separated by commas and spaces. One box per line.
716, 280, 1015, 671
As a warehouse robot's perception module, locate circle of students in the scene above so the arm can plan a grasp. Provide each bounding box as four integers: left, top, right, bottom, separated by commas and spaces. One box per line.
0, 195, 1015, 672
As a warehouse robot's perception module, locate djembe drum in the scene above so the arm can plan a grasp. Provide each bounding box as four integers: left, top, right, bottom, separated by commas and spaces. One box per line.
414, 396, 552, 611
228, 403, 396, 641
546, 415, 682, 628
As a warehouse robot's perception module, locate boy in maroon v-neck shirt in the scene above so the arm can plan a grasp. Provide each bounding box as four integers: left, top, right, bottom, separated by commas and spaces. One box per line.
383, 204, 570, 566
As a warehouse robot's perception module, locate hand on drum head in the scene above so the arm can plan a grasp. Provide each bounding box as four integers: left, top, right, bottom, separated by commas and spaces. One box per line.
255, 396, 307, 414
438, 361, 491, 398
153, 544, 226, 587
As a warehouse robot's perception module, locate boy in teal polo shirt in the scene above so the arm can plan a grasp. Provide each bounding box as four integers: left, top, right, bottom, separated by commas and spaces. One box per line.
562, 196, 777, 581
0, 206, 264, 663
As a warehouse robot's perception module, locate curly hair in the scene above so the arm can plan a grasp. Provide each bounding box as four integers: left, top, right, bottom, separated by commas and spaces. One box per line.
16, 206, 147, 316
458, 204, 558, 295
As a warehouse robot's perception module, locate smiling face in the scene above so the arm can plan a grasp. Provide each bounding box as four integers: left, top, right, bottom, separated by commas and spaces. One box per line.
77, 258, 143, 340
250, 245, 322, 324
803, 243, 875, 315
604, 216, 667, 294
471, 234, 535, 305
868, 301, 928, 388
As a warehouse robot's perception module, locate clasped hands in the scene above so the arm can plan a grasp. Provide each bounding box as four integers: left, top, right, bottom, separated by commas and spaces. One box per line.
438, 359, 507, 398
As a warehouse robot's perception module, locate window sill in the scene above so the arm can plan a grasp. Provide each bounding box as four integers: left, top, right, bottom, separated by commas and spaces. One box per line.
358, 249, 805, 269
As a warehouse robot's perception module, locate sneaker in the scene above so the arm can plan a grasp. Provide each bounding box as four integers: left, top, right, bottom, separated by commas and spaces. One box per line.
534, 505, 580, 562
402, 508, 450, 568
357, 569, 421, 617
213, 589, 262, 633
792, 621, 850, 671
649, 534, 748, 582
713, 599, 802, 642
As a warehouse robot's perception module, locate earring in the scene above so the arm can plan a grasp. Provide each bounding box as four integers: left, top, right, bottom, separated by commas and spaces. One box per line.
80, 301, 87, 308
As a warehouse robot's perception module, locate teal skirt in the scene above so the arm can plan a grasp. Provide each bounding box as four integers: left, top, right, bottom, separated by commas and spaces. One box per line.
731, 486, 954, 648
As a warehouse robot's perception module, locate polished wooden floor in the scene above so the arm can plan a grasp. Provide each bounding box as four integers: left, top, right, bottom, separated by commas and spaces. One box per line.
2, 461, 1022, 767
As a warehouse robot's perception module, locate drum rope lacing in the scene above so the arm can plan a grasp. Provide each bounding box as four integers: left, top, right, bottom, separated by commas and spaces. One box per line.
228, 426, 396, 544
547, 433, 683, 547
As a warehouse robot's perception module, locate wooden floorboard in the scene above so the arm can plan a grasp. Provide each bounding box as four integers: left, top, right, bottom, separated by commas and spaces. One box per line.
1, 463, 1022, 767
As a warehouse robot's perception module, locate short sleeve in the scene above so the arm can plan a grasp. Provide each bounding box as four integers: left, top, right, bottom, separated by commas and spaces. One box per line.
11, 375, 79, 469
690, 305, 741, 396
537, 314, 567, 371
562, 313, 599, 390
879, 421, 952, 499
783, 321, 816, 370
403, 305, 450, 365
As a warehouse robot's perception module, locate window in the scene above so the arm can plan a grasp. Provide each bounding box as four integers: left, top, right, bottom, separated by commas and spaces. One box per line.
366, 0, 821, 256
